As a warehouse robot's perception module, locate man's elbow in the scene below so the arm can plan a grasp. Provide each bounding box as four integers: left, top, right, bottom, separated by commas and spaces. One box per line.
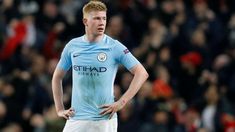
139, 68, 149, 80
132, 65, 149, 79
142, 70, 149, 80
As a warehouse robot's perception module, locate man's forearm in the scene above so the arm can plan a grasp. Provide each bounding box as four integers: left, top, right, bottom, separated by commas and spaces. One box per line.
52, 76, 65, 113
119, 65, 148, 104
99, 65, 148, 119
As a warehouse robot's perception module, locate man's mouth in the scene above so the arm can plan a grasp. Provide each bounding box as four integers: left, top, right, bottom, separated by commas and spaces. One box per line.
98, 27, 104, 31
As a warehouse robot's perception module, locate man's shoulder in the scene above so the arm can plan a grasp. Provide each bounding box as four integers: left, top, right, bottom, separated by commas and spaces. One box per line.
104, 34, 120, 46
62, 36, 84, 51
69, 36, 84, 44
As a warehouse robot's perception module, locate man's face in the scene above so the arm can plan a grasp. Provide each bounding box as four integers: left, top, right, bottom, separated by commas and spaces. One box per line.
84, 11, 107, 36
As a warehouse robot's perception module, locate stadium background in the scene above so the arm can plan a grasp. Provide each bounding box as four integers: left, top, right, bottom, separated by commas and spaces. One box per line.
0, 0, 235, 131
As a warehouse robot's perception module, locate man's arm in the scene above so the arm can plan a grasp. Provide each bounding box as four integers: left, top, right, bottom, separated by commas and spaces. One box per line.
119, 64, 149, 103
100, 64, 149, 118
52, 68, 74, 119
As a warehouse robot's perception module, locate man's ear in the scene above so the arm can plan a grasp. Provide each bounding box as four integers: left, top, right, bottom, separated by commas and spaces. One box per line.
83, 18, 88, 26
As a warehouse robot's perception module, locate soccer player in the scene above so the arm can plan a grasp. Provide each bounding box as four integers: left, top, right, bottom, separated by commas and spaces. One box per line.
51, 0, 149, 132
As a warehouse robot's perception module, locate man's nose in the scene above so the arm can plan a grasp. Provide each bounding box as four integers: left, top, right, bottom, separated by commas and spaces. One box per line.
99, 19, 106, 25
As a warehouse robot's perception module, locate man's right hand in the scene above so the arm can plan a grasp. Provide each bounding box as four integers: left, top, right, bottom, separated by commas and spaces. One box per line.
58, 108, 75, 120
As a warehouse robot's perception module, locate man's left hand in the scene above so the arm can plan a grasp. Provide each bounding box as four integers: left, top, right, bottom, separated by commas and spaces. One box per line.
99, 99, 126, 119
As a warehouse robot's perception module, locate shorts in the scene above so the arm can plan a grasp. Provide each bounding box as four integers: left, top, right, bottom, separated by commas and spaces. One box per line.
63, 118, 117, 132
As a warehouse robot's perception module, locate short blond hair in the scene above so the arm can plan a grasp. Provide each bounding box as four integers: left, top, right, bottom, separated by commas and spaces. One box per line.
83, 0, 107, 18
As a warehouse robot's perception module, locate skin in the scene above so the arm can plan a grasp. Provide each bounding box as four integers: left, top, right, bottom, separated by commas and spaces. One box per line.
52, 10, 149, 120
83, 11, 107, 42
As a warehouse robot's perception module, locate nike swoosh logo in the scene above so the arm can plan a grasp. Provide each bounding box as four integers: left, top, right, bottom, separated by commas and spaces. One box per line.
73, 53, 80, 57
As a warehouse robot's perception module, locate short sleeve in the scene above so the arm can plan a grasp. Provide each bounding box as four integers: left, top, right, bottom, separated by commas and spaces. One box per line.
56, 43, 72, 71
114, 40, 140, 70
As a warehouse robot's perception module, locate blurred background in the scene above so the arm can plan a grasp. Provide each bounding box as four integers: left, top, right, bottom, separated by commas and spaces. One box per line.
0, 0, 235, 131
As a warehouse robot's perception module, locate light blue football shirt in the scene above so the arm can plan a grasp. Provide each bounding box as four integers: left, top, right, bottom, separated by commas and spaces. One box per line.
56, 34, 139, 120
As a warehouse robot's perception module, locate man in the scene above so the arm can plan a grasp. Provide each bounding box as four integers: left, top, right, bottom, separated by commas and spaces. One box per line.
52, 0, 148, 132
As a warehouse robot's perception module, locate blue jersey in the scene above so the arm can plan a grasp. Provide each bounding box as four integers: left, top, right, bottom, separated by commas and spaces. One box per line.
56, 34, 139, 120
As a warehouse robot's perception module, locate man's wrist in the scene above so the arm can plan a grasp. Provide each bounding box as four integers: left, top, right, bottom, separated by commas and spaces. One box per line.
57, 109, 65, 115
119, 99, 127, 106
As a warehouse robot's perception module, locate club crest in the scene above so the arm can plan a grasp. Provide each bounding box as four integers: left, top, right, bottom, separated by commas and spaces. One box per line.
97, 52, 107, 62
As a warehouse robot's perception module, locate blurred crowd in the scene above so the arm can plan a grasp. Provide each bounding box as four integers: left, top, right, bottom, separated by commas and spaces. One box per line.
0, 0, 235, 132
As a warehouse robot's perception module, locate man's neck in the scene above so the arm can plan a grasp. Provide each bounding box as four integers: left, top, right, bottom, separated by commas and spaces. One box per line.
85, 34, 104, 43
